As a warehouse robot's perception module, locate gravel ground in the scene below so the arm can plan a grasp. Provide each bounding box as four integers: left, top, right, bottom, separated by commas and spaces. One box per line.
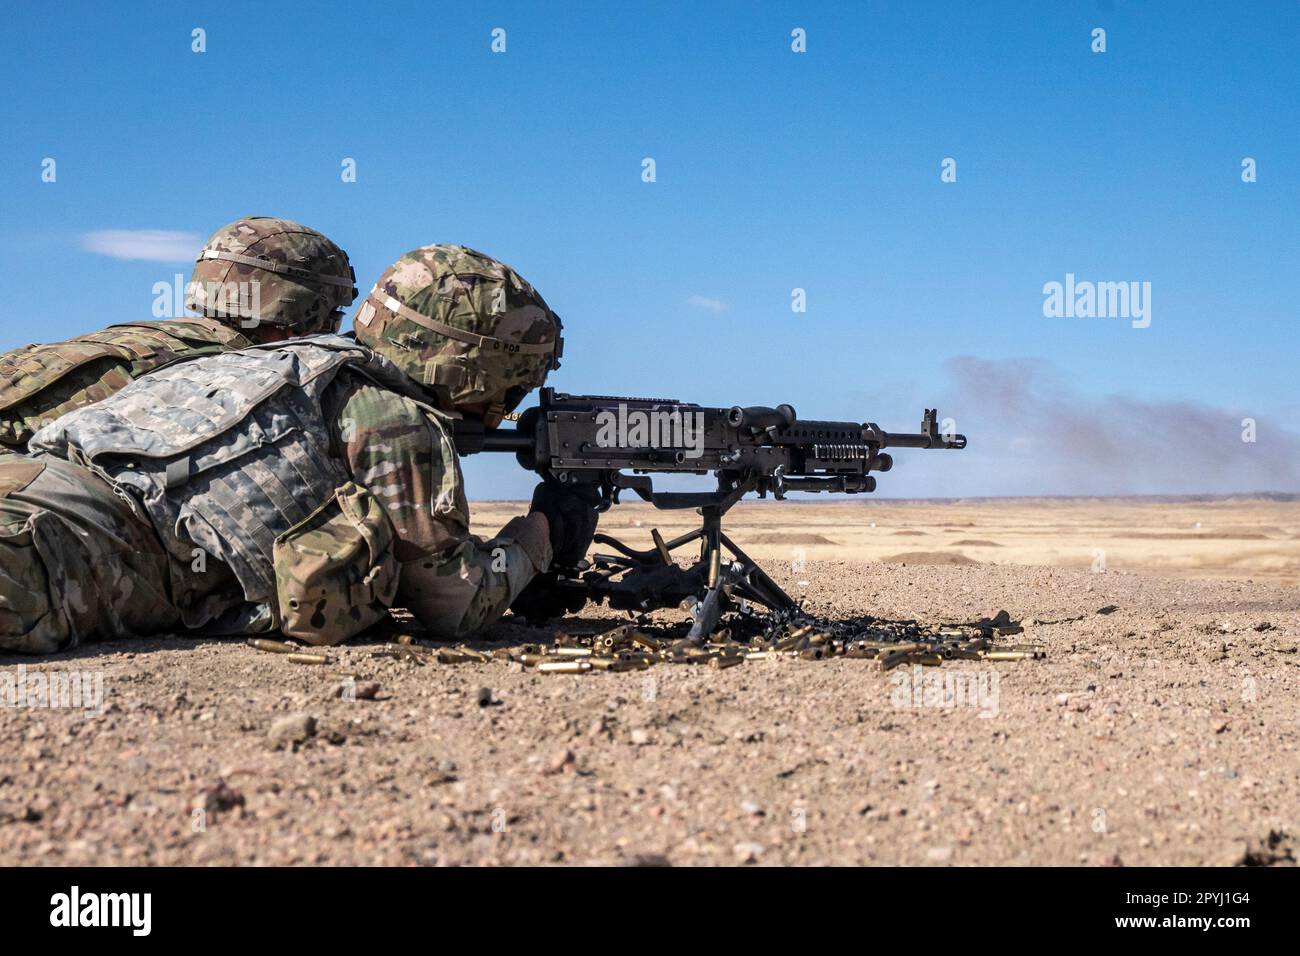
2, 560, 1298, 866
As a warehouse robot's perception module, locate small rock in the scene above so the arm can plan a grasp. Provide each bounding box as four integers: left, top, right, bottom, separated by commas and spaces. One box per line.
194, 779, 245, 818
740, 800, 764, 816
926, 846, 953, 863
546, 748, 575, 774
268, 713, 316, 750
630, 728, 651, 746
1055, 694, 1069, 707
733, 842, 765, 864
334, 680, 380, 701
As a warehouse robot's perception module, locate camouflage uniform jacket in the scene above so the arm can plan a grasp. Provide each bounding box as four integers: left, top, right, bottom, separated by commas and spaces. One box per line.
0, 318, 253, 450
324, 375, 551, 638
29, 336, 550, 643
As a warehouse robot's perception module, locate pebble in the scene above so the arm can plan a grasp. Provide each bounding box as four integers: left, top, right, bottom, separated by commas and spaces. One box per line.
733, 842, 765, 863
268, 713, 316, 749
630, 728, 651, 746
547, 749, 575, 774
740, 800, 764, 816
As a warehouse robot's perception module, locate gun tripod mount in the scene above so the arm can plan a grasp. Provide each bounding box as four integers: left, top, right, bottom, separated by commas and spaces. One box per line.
581, 497, 798, 642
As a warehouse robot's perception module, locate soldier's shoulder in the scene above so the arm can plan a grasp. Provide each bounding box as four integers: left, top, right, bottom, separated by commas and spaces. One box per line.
332, 372, 452, 439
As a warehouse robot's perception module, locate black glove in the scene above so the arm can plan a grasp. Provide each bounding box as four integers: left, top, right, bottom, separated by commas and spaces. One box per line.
529, 478, 601, 568
509, 571, 589, 623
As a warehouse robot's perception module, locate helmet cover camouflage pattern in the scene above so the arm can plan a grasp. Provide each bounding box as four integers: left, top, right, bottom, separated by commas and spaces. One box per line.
353, 244, 563, 419
186, 216, 357, 334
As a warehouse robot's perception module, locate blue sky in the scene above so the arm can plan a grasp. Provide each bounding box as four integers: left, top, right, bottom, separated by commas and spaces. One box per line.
1, 1, 1296, 497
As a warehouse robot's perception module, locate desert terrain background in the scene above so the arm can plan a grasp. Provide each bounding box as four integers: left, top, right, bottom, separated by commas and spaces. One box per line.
2, 496, 1298, 866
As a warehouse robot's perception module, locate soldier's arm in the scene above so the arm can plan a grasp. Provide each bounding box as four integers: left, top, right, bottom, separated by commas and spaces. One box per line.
327, 377, 551, 638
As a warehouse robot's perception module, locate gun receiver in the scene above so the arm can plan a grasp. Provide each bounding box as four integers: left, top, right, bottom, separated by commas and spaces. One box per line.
454, 388, 967, 635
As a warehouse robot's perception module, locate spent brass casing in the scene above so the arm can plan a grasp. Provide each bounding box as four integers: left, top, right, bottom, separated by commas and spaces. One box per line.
630, 633, 662, 652
519, 653, 547, 666
1006, 644, 1047, 657
538, 660, 592, 674
912, 653, 944, 667
436, 650, 471, 664
878, 650, 911, 671
983, 651, 1034, 661
593, 657, 650, 672
287, 653, 330, 665
797, 647, 826, 661
884, 642, 927, 655
456, 645, 490, 663
709, 654, 745, 670
808, 631, 831, 646
651, 527, 673, 566
552, 646, 593, 658
248, 639, 298, 654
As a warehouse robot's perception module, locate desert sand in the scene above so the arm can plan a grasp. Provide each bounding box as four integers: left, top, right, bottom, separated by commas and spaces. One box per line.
1, 497, 1297, 866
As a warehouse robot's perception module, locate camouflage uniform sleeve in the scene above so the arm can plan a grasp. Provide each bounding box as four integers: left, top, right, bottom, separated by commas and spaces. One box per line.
327, 376, 552, 638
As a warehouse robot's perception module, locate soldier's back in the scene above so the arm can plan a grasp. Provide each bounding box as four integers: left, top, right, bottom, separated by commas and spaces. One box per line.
0, 318, 253, 449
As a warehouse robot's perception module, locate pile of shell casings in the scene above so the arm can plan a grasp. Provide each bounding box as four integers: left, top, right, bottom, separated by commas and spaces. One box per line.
253, 614, 1045, 674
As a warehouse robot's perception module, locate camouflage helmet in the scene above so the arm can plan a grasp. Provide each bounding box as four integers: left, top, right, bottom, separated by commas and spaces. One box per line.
186, 216, 357, 335
353, 244, 563, 422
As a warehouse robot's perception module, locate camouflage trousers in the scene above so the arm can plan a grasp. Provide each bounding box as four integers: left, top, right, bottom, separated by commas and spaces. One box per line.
0, 454, 180, 654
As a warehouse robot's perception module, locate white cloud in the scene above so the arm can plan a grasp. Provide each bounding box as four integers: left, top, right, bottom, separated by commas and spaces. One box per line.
81, 229, 203, 263
686, 294, 727, 313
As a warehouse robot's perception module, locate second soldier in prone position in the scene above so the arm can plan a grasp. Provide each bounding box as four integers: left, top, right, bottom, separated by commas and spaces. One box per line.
0, 215, 357, 450
0, 245, 598, 654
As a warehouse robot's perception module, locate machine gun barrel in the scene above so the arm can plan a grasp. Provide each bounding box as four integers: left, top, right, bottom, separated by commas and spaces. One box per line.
453, 390, 965, 509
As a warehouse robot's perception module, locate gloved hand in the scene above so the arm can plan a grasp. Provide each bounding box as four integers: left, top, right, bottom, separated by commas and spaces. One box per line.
529, 478, 601, 568
509, 571, 589, 623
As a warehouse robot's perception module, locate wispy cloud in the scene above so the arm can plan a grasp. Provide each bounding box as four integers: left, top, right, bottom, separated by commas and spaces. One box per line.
81, 229, 203, 263
686, 295, 727, 314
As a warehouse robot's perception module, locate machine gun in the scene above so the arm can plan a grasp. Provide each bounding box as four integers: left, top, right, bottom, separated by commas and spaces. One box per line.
453, 388, 966, 638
